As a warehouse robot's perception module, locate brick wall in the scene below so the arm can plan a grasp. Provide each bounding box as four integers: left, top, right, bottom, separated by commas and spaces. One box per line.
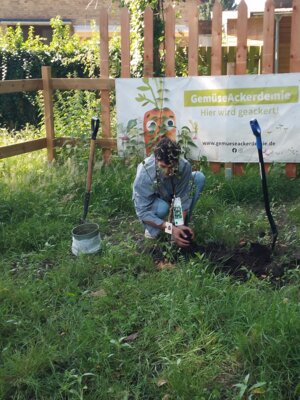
1, 0, 120, 26
1, 0, 193, 28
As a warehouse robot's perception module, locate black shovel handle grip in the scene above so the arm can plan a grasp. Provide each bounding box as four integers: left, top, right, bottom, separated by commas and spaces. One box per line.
250, 119, 262, 150
91, 116, 100, 140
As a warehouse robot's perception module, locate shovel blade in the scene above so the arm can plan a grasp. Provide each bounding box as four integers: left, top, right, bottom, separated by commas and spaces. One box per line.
82, 191, 91, 223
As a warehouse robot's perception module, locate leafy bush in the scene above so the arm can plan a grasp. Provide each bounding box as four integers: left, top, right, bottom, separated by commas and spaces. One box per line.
52, 88, 100, 139
0, 18, 100, 129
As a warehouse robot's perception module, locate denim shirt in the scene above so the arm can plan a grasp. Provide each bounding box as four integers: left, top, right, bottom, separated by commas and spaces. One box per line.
132, 154, 192, 231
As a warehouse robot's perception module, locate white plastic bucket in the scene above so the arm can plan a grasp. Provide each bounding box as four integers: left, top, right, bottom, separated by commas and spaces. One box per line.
71, 223, 101, 256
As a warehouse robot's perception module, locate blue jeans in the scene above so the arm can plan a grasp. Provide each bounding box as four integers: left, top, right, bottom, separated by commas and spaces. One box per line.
146, 171, 205, 237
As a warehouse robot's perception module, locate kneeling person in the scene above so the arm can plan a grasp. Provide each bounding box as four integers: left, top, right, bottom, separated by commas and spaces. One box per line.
132, 137, 205, 248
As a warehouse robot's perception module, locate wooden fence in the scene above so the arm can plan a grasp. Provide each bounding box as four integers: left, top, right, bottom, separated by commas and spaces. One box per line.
0, 0, 300, 177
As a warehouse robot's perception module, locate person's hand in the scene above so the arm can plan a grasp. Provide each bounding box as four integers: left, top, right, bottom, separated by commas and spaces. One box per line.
172, 225, 194, 248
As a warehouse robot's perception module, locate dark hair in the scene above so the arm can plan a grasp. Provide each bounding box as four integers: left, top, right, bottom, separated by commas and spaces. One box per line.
154, 137, 181, 165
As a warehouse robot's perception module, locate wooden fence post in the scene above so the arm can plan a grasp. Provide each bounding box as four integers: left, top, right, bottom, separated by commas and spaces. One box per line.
41, 66, 55, 162
211, 0, 222, 76
165, 5, 176, 77
233, 0, 248, 176
262, 0, 275, 74
210, 0, 223, 174
188, 2, 199, 76
224, 62, 236, 178
121, 7, 130, 78
286, 0, 300, 178
261, 0, 275, 175
99, 8, 111, 164
290, 0, 300, 72
144, 7, 154, 77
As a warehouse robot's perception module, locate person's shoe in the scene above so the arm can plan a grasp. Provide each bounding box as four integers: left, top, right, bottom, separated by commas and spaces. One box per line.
144, 229, 155, 239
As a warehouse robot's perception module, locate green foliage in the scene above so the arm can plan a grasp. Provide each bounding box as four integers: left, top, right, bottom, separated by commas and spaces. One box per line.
178, 123, 199, 160
0, 3, 236, 130
114, 0, 165, 76
108, 36, 122, 78
135, 77, 166, 108
221, 0, 237, 10
233, 373, 266, 399
175, 45, 188, 77
200, 0, 237, 20
0, 17, 100, 129
118, 118, 145, 161
52, 89, 100, 139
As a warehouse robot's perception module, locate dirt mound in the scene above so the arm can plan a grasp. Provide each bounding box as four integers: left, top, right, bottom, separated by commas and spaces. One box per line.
188, 241, 273, 280
146, 239, 300, 282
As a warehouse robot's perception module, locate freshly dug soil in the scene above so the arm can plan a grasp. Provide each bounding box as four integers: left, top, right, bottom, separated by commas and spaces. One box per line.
147, 239, 300, 282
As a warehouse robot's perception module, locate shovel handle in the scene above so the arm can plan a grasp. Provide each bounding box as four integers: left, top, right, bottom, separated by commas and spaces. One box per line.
86, 117, 100, 192
250, 119, 278, 250
81, 117, 100, 223
250, 119, 262, 150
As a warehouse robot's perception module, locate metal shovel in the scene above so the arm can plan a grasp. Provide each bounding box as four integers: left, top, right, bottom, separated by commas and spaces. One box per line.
250, 119, 278, 250
71, 116, 101, 256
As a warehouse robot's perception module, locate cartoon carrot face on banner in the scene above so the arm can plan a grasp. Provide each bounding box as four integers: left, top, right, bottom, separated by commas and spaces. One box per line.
136, 78, 177, 155
143, 107, 176, 155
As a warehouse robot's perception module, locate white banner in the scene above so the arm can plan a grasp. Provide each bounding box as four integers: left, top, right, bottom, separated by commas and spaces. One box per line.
116, 73, 300, 162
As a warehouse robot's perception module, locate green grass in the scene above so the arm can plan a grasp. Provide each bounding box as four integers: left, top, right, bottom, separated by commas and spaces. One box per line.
1, 150, 300, 399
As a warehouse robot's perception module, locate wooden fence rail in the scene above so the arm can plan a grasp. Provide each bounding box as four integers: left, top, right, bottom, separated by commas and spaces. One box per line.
0, 78, 115, 94
0, 79, 43, 93
0, 137, 117, 160
0, 0, 299, 178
